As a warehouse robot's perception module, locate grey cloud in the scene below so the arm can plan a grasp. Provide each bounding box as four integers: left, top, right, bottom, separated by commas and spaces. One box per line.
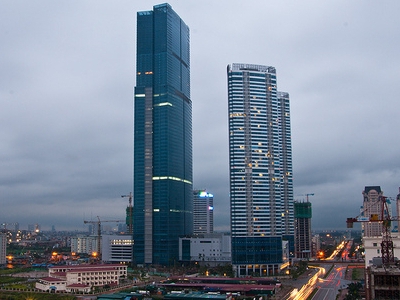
1, 1, 400, 231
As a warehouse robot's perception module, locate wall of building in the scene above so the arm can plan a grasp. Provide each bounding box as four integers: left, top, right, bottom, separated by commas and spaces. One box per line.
363, 235, 400, 267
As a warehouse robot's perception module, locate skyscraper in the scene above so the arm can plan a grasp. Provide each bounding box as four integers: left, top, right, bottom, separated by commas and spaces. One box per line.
294, 201, 312, 259
193, 190, 214, 234
134, 3, 192, 266
227, 63, 294, 276
361, 186, 385, 237
0, 233, 6, 265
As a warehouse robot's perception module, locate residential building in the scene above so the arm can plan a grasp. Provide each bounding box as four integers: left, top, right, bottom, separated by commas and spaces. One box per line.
179, 233, 231, 266
134, 3, 192, 266
193, 190, 214, 234
361, 186, 388, 237
227, 63, 294, 276
102, 234, 133, 264
294, 201, 312, 259
70, 235, 99, 256
0, 233, 6, 265
312, 234, 321, 257
35, 264, 127, 293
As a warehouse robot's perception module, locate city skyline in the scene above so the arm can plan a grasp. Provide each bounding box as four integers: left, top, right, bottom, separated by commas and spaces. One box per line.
1, 1, 400, 231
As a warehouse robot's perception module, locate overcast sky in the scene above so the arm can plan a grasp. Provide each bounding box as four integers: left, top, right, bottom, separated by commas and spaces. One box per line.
1, 1, 400, 232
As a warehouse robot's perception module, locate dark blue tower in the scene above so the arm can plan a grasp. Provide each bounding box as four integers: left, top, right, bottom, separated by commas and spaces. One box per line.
134, 3, 192, 266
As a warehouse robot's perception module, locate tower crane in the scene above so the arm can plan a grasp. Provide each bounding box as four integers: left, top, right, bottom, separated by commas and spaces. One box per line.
306, 193, 314, 202
83, 216, 123, 262
121, 192, 133, 235
296, 193, 315, 202
347, 196, 398, 265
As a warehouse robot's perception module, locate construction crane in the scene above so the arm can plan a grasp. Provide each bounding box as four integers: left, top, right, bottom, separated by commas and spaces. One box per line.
306, 193, 314, 202
121, 192, 133, 235
347, 196, 397, 265
83, 216, 123, 261
297, 193, 315, 202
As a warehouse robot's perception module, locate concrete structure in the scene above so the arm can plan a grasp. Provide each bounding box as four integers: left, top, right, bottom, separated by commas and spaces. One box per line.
361, 186, 386, 237
193, 190, 214, 234
179, 233, 231, 266
227, 63, 294, 276
294, 201, 312, 259
102, 234, 133, 264
365, 263, 400, 299
70, 235, 99, 256
134, 3, 192, 266
363, 235, 400, 267
35, 264, 127, 293
0, 233, 6, 265
312, 234, 321, 257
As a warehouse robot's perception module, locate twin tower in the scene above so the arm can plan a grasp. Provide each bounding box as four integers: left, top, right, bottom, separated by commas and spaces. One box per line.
133, 4, 294, 276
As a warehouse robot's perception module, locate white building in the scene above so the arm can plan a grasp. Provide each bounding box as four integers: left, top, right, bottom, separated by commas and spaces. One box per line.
35, 264, 127, 293
363, 235, 400, 267
361, 186, 389, 237
193, 190, 214, 234
0, 233, 6, 265
179, 233, 231, 266
313, 234, 321, 254
102, 234, 133, 264
70, 235, 99, 255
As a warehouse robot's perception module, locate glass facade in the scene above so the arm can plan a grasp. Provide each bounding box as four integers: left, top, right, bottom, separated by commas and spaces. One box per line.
134, 3, 192, 266
227, 63, 294, 275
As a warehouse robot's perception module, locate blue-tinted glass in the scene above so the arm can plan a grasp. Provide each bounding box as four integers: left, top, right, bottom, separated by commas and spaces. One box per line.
134, 3, 192, 266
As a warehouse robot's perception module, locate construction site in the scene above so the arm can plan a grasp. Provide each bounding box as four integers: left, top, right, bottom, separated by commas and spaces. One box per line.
347, 193, 400, 299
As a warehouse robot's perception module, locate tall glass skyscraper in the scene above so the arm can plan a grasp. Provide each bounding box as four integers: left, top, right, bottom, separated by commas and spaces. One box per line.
227, 63, 294, 276
134, 3, 192, 266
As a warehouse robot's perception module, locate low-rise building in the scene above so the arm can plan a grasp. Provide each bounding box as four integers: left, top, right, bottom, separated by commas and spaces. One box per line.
179, 233, 231, 266
363, 235, 400, 267
35, 264, 127, 293
70, 235, 99, 255
102, 234, 133, 264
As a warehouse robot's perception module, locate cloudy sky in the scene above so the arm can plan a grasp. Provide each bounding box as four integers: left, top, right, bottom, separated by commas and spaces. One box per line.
1, 1, 400, 232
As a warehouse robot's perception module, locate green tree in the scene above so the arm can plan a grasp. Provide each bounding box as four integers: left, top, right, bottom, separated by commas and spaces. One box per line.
344, 282, 362, 300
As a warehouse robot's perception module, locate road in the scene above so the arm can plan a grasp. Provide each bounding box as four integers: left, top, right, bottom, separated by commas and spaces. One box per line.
312, 264, 352, 300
